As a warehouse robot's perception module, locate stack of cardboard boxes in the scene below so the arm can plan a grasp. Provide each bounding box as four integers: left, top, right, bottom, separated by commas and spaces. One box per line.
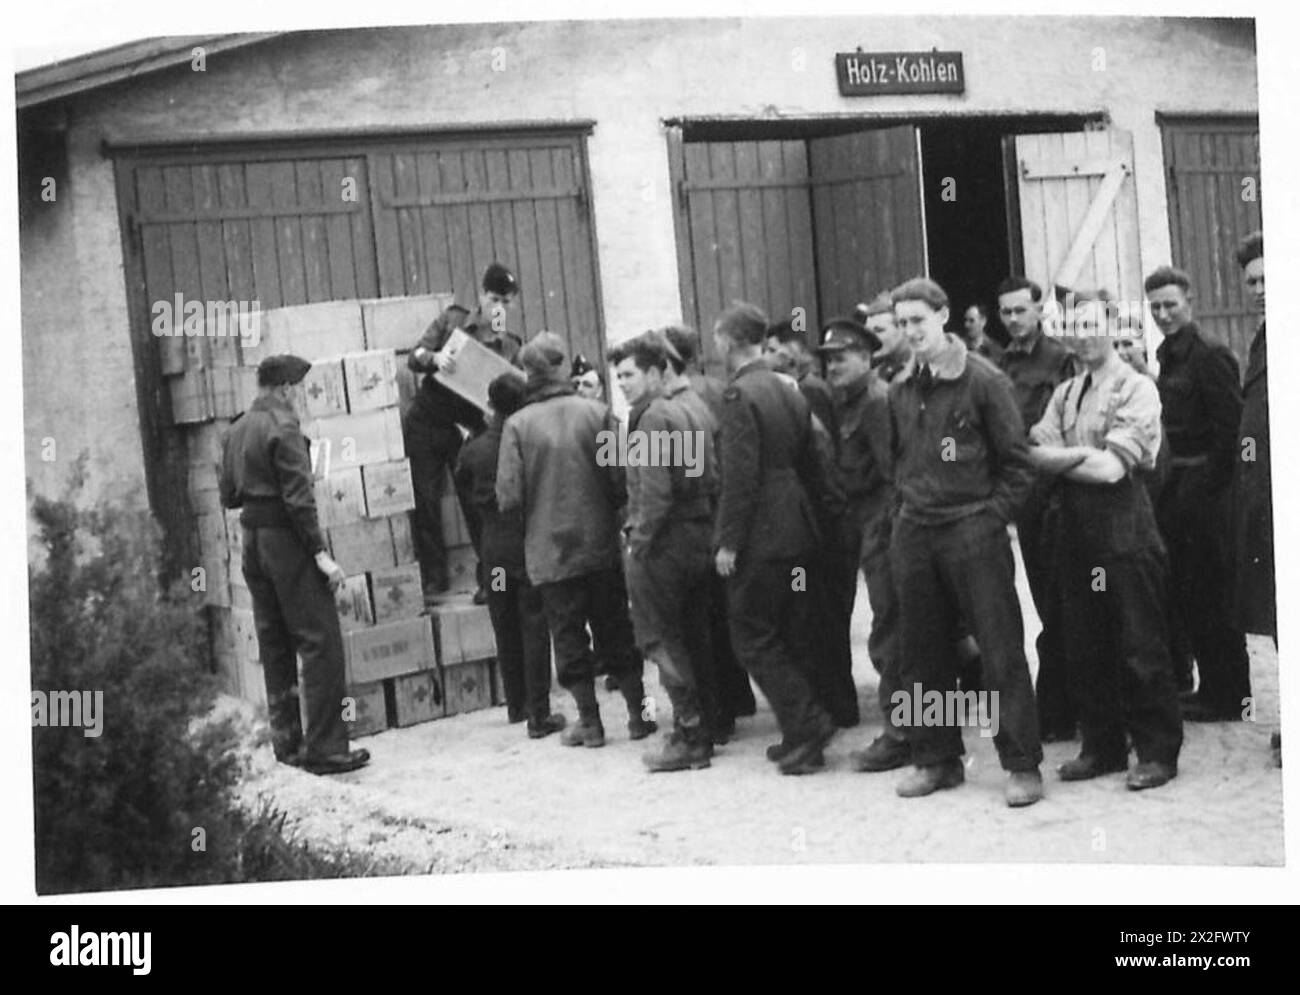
171, 293, 506, 742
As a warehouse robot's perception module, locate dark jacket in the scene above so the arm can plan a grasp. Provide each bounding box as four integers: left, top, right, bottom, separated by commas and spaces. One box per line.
890, 334, 1033, 525
496, 380, 627, 585
833, 368, 893, 532
623, 389, 719, 558
1231, 322, 1275, 637
798, 370, 839, 450
1155, 321, 1243, 494
407, 303, 523, 435
998, 326, 1078, 435
687, 371, 727, 426
218, 393, 326, 554
455, 417, 526, 578
714, 359, 829, 560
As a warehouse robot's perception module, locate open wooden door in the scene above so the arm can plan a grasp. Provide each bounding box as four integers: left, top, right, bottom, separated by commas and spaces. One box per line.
1007, 129, 1142, 308
808, 124, 926, 319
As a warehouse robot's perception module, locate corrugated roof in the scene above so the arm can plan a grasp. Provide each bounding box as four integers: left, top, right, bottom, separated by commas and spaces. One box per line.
15, 33, 283, 109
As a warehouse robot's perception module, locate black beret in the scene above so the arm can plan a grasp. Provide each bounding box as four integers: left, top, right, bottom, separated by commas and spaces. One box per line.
257, 354, 312, 387
816, 316, 881, 353
482, 262, 518, 296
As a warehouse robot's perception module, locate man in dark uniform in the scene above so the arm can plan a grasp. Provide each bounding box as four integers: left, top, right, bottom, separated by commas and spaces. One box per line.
1029, 294, 1183, 790
888, 278, 1042, 807
611, 332, 720, 771
712, 303, 838, 775
663, 324, 758, 730
813, 317, 890, 729
219, 355, 370, 775
406, 262, 522, 603
997, 275, 1078, 741
1229, 233, 1277, 764
497, 332, 656, 747
764, 318, 838, 441
455, 373, 566, 740
1147, 265, 1251, 722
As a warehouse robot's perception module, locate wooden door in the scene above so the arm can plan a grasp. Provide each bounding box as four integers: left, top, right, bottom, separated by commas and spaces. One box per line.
1161, 117, 1262, 365
808, 125, 926, 320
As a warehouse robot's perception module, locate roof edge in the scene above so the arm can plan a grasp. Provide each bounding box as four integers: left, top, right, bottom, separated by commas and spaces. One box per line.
16, 33, 284, 110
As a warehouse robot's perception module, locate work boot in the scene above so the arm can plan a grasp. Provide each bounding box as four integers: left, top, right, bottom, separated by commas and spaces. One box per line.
643, 729, 712, 772
301, 748, 371, 775
896, 759, 965, 798
527, 713, 567, 739
620, 678, 657, 739
711, 718, 736, 746
561, 717, 606, 748
849, 733, 910, 772
1126, 760, 1176, 791
778, 718, 837, 776
1005, 769, 1044, 808
628, 716, 658, 740
1057, 754, 1127, 782
766, 740, 792, 762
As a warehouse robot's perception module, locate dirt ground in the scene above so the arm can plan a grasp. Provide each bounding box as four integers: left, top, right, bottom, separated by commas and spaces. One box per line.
233, 538, 1285, 875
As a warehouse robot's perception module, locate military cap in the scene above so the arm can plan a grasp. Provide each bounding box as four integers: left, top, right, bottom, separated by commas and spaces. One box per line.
257, 354, 312, 386
482, 262, 519, 296
817, 316, 880, 353
571, 353, 596, 378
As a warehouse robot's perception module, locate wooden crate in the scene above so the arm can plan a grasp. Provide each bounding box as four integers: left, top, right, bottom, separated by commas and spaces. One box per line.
392, 669, 444, 727
443, 659, 493, 716
345, 681, 390, 738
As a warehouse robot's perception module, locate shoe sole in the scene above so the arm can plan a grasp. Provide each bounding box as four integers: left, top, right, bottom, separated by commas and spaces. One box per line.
850, 756, 909, 773
1058, 763, 1128, 782
562, 736, 606, 748
302, 760, 369, 775
644, 759, 712, 772
1126, 771, 1177, 791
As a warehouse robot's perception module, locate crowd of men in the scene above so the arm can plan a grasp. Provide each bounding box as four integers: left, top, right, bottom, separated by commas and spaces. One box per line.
222, 231, 1274, 807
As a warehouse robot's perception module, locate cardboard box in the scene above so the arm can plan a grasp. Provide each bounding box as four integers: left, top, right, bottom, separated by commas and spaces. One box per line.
392, 669, 445, 727
298, 358, 349, 419
390, 512, 415, 564
343, 350, 400, 412
434, 328, 526, 414
158, 332, 186, 376
168, 369, 214, 424
314, 468, 366, 529
363, 459, 415, 518
230, 581, 254, 612
224, 509, 244, 562
345, 681, 389, 738
443, 659, 494, 716
431, 599, 496, 666
243, 299, 364, 366
444, 544, 478, 595
369, 563, 424, 624
360, 293, 454, 352
345, 616, 435, 684
306, 408, 404, 471
334, 574, 374, 633
231, 607, 260, 665
326, 516, 399, 574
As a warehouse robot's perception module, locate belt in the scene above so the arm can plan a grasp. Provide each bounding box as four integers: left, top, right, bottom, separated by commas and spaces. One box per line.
1169, 454, 1209, 468
238, 497, 295, 530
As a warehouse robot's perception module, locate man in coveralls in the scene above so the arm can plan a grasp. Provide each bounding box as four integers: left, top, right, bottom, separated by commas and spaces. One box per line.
219, 354, 371, 775
1028, 295, 1183, 790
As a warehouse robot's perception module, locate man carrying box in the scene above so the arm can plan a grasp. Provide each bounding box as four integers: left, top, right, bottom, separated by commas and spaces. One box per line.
219, 354, 371, 775
405, 262, 522, 604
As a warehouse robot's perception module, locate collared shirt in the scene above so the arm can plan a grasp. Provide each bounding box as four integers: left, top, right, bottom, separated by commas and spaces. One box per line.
998, 325, 1078, 435
1030, 351, 1162, 473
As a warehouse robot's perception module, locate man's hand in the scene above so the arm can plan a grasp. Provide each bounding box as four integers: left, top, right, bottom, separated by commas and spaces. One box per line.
314, 551, 347, 592
1027, 445, 1089, 476
715, 547, 737, 577
433, 349, 457, 375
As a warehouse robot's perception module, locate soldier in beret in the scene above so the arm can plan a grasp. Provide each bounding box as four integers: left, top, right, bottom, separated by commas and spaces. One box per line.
219, 355, 370, 775
406, 262, 523, 605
